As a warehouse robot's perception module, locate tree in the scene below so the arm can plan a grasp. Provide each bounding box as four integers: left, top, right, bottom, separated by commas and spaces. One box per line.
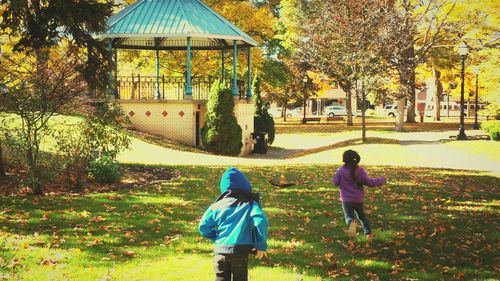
270, 0, 315, 122
201, 81, 243, 155
0, 49, 86, 195
449, 0, 500, 118
261, 58, 295, 121
253, 74, 275, 144
383, 0, 456, 130
0, 84, 7, 178
0, 0, 112, 52
305, 0, 387, 137
0, 0, 114, 96
0, 132, 5, 177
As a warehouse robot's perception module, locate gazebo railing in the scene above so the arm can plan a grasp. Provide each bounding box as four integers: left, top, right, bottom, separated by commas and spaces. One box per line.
116, 75, 246, 100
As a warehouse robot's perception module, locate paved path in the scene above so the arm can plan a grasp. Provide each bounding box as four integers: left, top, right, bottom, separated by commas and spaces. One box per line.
117, 130, 500, 175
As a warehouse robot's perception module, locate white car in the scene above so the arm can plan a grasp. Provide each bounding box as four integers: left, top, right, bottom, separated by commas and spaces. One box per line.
286, 107, 303, 117
267, 107, 282, 118
325, 106, 356, 117
384, 105, 398, 117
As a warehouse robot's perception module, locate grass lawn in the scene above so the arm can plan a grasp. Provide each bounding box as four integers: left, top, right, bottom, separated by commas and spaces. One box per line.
0, 165, 499, 281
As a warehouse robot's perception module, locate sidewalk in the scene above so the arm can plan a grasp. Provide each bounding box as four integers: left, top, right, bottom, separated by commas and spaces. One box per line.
117, 130, 499, 175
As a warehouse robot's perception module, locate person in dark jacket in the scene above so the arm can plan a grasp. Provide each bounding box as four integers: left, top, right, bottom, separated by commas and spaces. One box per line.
333, 150, 386, 241
199, 167, 268, 281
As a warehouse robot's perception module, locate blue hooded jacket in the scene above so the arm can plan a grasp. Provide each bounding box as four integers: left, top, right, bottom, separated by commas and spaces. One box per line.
198, 167, 268, 255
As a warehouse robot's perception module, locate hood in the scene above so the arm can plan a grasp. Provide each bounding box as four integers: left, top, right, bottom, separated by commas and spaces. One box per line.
219, 167, 252, 193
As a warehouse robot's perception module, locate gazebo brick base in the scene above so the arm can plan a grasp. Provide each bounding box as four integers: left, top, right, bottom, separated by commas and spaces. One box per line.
119, 99, 255, 156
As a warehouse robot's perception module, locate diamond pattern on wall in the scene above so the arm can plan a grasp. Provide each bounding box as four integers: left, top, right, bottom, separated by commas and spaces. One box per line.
178, 111, 185, 117
128, 111, 135, 117
162, 111, 168, 117
145, 111, 151, 117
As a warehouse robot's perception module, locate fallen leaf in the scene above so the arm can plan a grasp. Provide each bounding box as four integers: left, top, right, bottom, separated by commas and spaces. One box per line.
123, 250, 135, 257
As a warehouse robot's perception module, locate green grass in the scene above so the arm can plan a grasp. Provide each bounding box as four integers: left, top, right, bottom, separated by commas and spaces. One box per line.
0, 165, 499, 280
0, 112, 84, 150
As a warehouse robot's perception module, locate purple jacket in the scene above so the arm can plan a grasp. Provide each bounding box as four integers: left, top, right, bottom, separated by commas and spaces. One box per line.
332, 166, 386, 203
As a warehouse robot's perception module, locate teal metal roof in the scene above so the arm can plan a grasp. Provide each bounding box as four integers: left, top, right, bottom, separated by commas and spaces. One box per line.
96, 0, 257, 49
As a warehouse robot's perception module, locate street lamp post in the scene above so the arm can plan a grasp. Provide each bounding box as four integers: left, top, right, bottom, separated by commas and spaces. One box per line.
302, 75, 308, 124
473, 66, 480, 129
457, 43, 468, 140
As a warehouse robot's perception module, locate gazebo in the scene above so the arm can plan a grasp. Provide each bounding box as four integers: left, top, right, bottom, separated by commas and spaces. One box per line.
96, 0, 258, 155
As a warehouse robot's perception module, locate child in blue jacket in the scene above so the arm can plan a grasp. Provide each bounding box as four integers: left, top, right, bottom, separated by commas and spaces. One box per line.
199, 167, 269, 281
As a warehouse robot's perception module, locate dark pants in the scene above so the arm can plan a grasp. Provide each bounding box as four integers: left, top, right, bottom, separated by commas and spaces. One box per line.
342, 202, 372, 235
214, 254, 248, 281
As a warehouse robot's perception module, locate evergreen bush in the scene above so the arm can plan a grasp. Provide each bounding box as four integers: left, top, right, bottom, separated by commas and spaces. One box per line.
201, 81, 243, 155
253, 75, 275, 144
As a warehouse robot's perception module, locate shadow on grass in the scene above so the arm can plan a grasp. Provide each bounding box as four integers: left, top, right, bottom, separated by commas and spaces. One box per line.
0, 165, 498, 280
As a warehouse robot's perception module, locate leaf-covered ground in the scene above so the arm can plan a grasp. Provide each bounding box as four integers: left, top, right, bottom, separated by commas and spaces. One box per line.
0, 165, 498, 280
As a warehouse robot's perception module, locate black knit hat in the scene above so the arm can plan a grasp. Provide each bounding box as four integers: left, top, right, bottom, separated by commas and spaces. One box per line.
343, 149, 361, 166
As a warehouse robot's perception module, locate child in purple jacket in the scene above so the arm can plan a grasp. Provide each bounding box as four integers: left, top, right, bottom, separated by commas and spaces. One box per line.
333, 150, 386, 240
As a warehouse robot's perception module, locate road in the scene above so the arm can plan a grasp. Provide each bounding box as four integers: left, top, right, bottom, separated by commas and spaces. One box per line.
117, 130, 500, 175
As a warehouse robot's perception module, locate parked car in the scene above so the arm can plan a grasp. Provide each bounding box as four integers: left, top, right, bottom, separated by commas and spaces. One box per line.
325, 106, 356, 117
286, 107, 303, 117
267, 107, 283, 118
384, 104, 419, 117
384, 104, 398, 117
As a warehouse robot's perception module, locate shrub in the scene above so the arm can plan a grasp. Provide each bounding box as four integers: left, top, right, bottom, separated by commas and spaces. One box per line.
85, 102, 131, 159
479, 103, 500, 120
87, 156, 122, 183
481, 121, 500, 141
52, 123, 93, 191
52, 105, 130, 190
201, 81, 242, 155
253, 74, 276, 145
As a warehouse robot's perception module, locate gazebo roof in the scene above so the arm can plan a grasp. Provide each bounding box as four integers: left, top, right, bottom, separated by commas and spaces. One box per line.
95, 0, 258, 50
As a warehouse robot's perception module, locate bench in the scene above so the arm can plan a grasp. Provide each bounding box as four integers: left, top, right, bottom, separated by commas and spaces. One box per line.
302, 117, 322, 123
326, 116, 344, 122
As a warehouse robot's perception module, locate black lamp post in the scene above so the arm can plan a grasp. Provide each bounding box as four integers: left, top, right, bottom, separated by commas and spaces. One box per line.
473, 66, 480, 129
457, 43, 468, 140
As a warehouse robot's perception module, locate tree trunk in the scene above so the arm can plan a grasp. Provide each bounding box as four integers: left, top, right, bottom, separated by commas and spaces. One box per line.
302, 99, 307, 124
282, 93, 288, 122
406, 67, 417, 123
361, 83, 366, 142
27, 154, 44, 195
467, 99, 470, 118
0, 141, 5, 177
346, 87, 354, 126
395, 70, 411, 132
434, 68, 443, 121
33, 182, 44, 196
26, 127, 43, 196
27, 148, 43, 195
87, 45, 97, 99
395, 97, 406, 131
